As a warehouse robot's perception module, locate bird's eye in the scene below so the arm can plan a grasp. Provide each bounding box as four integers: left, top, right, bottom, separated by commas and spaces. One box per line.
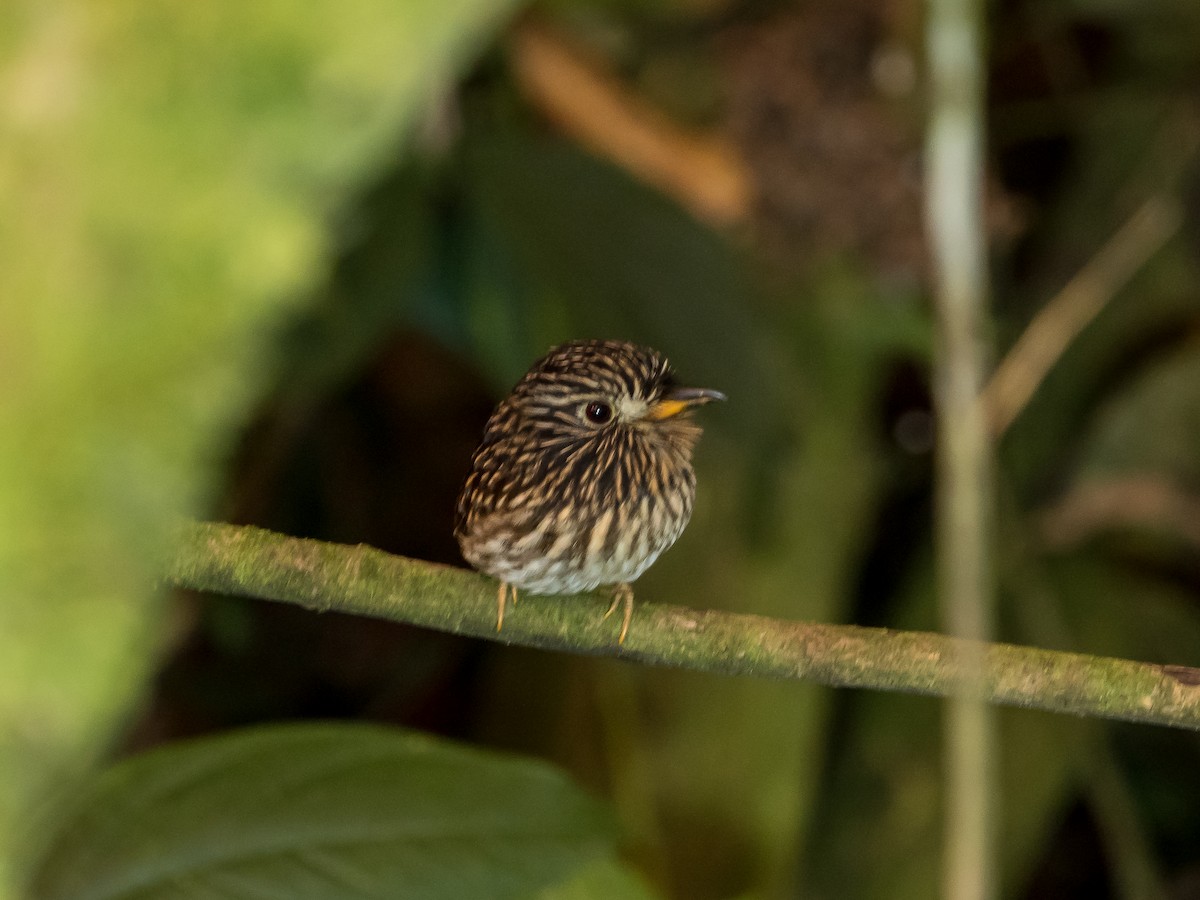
583, 400, 613, 425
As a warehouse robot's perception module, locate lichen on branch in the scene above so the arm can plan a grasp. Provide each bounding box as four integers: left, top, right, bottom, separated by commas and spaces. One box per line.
164, 519, 1200, 731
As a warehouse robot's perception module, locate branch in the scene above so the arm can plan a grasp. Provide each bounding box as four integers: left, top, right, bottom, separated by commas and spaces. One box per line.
164, 520, 1200, 730
982, 196, 1182, 437
506, 15, 750, 226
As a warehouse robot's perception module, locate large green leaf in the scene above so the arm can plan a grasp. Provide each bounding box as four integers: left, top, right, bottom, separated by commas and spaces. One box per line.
0, 0, 515, 893
33, 723, 621, 900
461, 130, 777, 432
458, 133, 920, 893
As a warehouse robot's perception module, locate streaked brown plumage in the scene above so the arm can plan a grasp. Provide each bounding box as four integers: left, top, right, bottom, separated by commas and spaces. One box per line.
455, 340, 724, 643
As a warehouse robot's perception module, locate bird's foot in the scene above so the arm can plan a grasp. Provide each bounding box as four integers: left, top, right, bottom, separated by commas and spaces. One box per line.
496, 581, 518, 632
603, 583, 635, 645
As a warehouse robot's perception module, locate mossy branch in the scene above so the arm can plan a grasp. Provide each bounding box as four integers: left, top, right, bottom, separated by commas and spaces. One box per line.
165, 520, 1200, 730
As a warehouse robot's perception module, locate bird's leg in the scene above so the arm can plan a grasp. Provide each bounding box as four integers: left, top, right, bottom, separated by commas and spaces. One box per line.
603, 583, 635, 644
496, 581, 518, 632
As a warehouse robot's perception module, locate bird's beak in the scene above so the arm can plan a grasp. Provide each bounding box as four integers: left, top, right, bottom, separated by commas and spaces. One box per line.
644, 387, 727, 421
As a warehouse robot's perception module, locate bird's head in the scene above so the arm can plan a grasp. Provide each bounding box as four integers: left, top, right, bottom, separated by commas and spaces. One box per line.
509, 340, 725, 457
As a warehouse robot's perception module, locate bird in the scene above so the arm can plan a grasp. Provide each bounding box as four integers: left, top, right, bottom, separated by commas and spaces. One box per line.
455, 339, 724, 644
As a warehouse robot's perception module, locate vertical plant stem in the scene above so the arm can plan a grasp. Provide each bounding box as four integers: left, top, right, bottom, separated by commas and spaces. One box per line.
925, 0, 996, 899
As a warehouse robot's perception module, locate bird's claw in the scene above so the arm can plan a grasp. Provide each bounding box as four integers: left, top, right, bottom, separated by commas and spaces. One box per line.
604, 584, 634, 644
496, 581, 517, 632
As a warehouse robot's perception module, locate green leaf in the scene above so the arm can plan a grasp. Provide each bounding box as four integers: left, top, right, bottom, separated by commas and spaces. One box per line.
32, 724, 618, 900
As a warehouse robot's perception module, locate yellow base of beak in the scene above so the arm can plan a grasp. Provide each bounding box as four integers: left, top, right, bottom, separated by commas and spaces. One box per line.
645, 398, 693, 421
645, 388, 726, 421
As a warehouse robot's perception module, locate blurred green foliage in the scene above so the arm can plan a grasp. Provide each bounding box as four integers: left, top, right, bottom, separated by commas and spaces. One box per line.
4, 0, 1200, 897
0, 0, 516, 893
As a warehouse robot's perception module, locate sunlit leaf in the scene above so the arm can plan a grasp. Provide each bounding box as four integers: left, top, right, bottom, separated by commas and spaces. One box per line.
0, 0, 516, 891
